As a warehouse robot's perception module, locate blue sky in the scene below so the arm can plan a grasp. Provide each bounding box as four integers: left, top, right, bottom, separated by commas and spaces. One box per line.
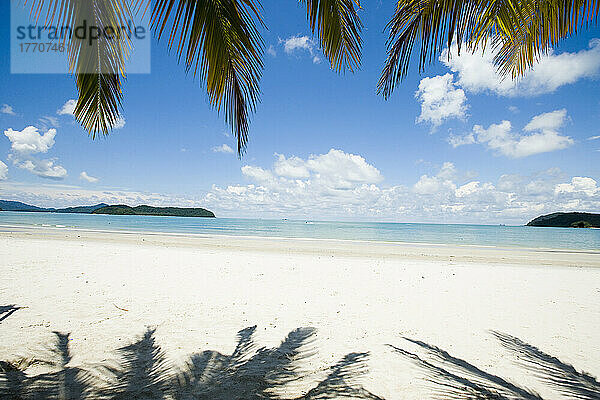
1, 1, 599, 224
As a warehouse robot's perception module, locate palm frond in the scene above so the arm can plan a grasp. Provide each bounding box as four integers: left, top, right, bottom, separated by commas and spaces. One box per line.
140, 0, 264, 156
28, 0, 132, 137
379, 0, 600, 98
300, 0, 363, 72
493, 0, 600, 78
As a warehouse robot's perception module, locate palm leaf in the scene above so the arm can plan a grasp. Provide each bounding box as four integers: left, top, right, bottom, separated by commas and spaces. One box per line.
300, 0, 363, 72
378, 0, 599, 98
137, 0, 264, 156
492, 0, 600, 78
28, 0, 132, 137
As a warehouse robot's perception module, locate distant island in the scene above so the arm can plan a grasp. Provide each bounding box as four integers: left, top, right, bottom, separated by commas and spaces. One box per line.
0, 200, 215, 218
527, 212, 600, 228
93, 205, 215, 218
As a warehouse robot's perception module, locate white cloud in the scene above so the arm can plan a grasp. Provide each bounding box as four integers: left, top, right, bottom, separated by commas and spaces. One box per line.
0, 181, 202, 209
415, 74, 468, 128
10, 157, 67, 180
3, 126, 67, 180
238, 149, 382, 191
282, 35, 313, 53
0, 160, 7, 180
448, 132, 475, 147
212, 144, 234, 154
266, 44, 276, 57
306, 149, 382, 186
80, 171, 99, 183
113, 116, 126, 129
1, 104, 16, 115
2, 155, 599, 224
201, 152, 600, 223
455, 181, 480, 197
450, 110, 573, 158
280, 35, 321, 64
242, 165, 274, 182
274, 154, 310, 178
57, 99, 77, 115
523, 108, 567, 132
4, 126, 56, 154
442, 39, 600, 96
587, 135, 600, 140
414, 162, 457, 194
554, 177, 599, 196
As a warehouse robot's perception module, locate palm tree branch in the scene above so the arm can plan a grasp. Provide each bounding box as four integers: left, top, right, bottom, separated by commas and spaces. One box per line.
379, 0, 599, 99
27, 0, 131, 137
140, 0, 264, 156
300, 0, 364, 72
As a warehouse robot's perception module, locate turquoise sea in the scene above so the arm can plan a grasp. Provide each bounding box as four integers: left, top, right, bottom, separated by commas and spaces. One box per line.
1, 211, 599, 251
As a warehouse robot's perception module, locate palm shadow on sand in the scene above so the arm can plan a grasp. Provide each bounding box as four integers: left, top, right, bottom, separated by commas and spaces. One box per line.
1, 326, 383, 399
391, 332, 599, 400
0, 331, 96, 399
0, 305, 21, 323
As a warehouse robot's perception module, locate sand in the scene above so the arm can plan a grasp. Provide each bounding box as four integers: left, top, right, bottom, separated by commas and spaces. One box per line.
1, 226, 599, 399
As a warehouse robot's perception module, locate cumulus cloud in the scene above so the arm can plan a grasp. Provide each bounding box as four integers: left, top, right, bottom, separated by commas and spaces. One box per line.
239, 150, 383, 189
555, 177, 599, 196
266, 44, 276, 57
57, 99, 77, 115
415, 74, 468, 129
442, 39, 600, 96
414, 162, 457, 194
280, 35, 321, 64
449, 109, 573, 158
306, 149, 382, 187
10, 157, 67, 180
2, 152, 599, 224
523, 108, 567, 132
3, 126, 67, 180
212, 144, 234, 154
80, 171, 99, 183
200, 151, 600, 223
4, 126, 56, 154
274, 154, 310, 178
242, 165, 274, 182
0, 160, 7, 180
1, 104, 16, 115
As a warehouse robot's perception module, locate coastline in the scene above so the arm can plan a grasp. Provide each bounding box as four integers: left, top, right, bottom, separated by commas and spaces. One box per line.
1, 224, 599, 262
1, 226, 599, 399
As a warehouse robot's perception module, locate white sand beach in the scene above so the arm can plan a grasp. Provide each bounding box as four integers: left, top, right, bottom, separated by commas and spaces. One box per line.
1, 226, 599, 399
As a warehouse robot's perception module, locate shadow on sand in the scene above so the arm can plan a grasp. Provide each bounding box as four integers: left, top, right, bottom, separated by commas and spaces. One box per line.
3, 323, 599, 399
0, 305, 21, 323
391, 331, 599, 400
1, 326, 383, 399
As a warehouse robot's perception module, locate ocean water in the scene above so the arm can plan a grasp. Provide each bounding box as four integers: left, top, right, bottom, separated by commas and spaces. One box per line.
1, 211, 599, 251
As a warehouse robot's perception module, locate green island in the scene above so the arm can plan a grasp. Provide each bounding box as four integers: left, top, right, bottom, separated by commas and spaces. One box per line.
92, 205, 215, 218
0, 200, 215, 218
527, 212, 600, 228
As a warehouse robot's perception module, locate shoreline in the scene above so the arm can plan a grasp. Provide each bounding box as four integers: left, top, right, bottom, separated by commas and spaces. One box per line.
1, 223, 599, 258
1, 225, 600, 268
